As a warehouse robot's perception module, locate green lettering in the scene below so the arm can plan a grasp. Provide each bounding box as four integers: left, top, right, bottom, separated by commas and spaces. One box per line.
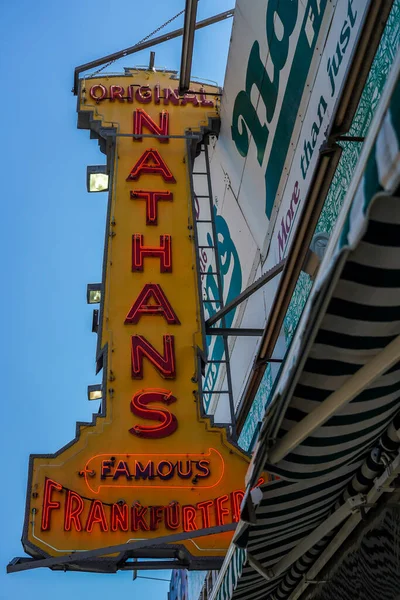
232, 41, 280, 165
266, 0, 298, 71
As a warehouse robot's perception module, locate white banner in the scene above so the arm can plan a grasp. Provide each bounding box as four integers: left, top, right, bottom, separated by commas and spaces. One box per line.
201, 0, 371, 426
265, 0, 371, 270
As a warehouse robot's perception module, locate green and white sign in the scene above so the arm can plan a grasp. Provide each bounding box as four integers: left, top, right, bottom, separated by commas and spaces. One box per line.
207, 0, 374, 446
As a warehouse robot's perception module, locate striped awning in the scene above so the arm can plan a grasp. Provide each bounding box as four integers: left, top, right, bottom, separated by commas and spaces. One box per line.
212, 547, 247, 600
210, 50, 400, 600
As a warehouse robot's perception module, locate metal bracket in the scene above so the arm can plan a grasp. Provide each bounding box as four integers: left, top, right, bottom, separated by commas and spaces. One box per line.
335, 135, 365, 142
206, 260, 285, 327
248, 553, 274, 581
73, 9, 235, 94
206, 328, 264, 337
8, 523, 236, 574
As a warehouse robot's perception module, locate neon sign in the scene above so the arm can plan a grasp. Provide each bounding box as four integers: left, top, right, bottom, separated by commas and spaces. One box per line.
22, 71, 259, 565
42, 477, 246, 533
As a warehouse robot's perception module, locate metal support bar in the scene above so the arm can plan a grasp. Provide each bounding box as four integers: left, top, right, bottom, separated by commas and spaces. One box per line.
335, 135, 365, 142
208, 360, 228, 364
203, 142, 237, 439
123, 561, 187, 571
256, 357, 284, 364
206, 328, 264, 337
114, 132, 201, 140
134, 575, 171, 581
270, 495, 365, 579
247, 553, 273, 581
179, 0, 198, 94
206, 260, 286, 327
7, 523, 236, 574
268, 334, 400, 464
248, 495, 365, 583
148, 51, 155, 70
288, 450, 400, 600
73, 9, 235, 94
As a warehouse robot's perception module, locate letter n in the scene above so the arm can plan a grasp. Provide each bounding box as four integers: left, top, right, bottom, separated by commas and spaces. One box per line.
133, 109, 169, 142
131, 335, 176, 379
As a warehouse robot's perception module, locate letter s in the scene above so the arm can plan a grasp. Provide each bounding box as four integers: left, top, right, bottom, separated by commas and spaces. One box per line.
129, 389, 178, 439
340, 21, 351, 54
196, 460, 211, 478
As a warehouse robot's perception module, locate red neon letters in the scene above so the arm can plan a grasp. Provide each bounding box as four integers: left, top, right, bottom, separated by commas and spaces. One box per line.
130, 190, 173, 225
133, 109, 169, 142
215, 494, 230, 526
85, 500, 108, 533
129, 389, 178, 439
111, 503, 129, 532
132, 234, 172, 273
41, 478, 249, 534
64, 490, 84, 532
41, 478, 62, 531
126, 149, 176, 182
182, 506, 197, 532
132, 505, 150, 531
89, 84, 214, 107
131, 335, 175, 379
231, 490, 245, 523
110, 85, 124, 101
196, 499, 214, 529
125, 109, 181, 437
125, 284, 179, 325
165, 503, 180, 530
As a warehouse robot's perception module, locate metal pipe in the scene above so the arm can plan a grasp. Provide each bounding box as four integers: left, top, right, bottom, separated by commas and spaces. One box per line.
248, 495, 365, 582
288, 450, 400, 600
268, 334, 400, 465
179, 0, 198, 94
206, 328, 264, 337
206, 259, 285, 327
113, 132, 201, 139
204, 141, 237, 441
7, 522, 236, 573
271, 495, 365, 578
73, 9, 234, 94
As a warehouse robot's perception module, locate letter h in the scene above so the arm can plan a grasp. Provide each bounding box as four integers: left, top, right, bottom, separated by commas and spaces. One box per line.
132, 234, 172, 272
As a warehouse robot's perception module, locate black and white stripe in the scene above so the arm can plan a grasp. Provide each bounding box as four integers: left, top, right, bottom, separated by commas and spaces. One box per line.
210, 57, 400, 600
229, 103, 400, 599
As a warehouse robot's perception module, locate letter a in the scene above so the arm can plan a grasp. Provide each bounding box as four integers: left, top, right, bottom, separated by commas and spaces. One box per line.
125, 283, 180, 324
126, 149, 176, 182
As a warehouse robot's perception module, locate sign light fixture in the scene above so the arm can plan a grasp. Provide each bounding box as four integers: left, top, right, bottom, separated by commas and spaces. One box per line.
87, 165, 109, 193
86, 283, 102, 304
87, 384, 102, 401
20, 70, 263, 571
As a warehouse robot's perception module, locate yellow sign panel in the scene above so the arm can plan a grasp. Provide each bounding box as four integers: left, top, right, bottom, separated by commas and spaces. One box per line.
22, 70, 252, 566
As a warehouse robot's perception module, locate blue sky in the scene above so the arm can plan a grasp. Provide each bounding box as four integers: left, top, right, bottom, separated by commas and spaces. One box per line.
0, 1, 233, 598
